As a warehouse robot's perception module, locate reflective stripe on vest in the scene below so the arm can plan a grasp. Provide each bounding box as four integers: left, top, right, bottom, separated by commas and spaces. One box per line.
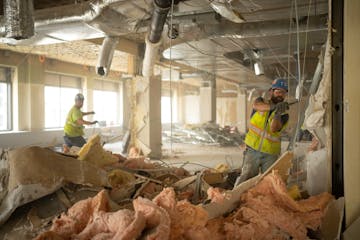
248, 123, 281, 143
244, 110, 286, 155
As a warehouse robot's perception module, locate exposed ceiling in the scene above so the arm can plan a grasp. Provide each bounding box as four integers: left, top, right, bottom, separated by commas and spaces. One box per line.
0, 0, 329, 93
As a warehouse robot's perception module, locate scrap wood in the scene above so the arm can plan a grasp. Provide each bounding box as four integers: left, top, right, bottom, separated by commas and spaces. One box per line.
172, 175, 197, 189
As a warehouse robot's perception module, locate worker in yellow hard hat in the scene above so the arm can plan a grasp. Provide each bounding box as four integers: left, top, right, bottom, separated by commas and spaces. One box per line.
235, 78, 290, 185
63, 93, 97, 151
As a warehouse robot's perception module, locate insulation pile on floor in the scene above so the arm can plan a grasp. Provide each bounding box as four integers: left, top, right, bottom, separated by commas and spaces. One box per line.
34, 172, 333, 240
206, 172, 334, 240
35, 188, 210, 240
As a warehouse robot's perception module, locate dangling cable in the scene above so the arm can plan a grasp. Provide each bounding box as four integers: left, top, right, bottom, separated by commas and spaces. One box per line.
301, 0, 313, 81
169, 0, 175, 154
287, 0, 294, 90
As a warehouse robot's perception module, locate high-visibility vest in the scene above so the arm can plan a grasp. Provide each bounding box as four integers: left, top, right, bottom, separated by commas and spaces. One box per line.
244, 110, 288, 155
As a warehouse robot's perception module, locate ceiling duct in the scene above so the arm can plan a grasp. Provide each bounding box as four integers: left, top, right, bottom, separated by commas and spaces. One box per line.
142, 0, 181, 77
96, 36, 119, 76
210, 0, 245, 23
0, 0, 143, 45
4, 0, 34, 40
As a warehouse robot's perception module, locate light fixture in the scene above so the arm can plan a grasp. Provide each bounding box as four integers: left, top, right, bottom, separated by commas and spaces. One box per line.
254, 61, 264, 75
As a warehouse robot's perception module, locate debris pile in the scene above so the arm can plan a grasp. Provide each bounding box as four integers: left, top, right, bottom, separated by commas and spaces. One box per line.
162, 123, 244, 146
35, 187, 210, 240
206, 172, 334, 240
0, 138, 339, 239
33, 172, 334, 240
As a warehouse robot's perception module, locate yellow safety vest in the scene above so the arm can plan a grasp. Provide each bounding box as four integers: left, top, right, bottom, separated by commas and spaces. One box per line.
244, 110, 288, 155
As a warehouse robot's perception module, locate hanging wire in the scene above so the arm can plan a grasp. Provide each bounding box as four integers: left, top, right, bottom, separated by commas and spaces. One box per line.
289, 0, 314, 188
301, 0, 313, 81
287, 0, 294, 90
169, 0, 175, 154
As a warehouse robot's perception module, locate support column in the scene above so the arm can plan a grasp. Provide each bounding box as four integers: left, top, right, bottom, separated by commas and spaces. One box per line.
123, 54, 139, 131
133, 75, 162, 159
200, 74, 216, 123
237, 87, 248, 134
28, 55, 45, 131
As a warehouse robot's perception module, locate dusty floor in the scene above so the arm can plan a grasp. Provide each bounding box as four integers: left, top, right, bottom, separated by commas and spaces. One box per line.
104, 141, 244, 173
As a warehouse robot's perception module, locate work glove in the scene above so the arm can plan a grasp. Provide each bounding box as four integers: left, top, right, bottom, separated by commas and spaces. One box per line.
269, 102, 277, 111
275, 102, 289, 114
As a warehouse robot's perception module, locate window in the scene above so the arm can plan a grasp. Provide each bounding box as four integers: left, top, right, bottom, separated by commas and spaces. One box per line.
161, 91, 178, 124
44, 73, 82, 128
93, 79, 122, 126
0, 67, 11, 131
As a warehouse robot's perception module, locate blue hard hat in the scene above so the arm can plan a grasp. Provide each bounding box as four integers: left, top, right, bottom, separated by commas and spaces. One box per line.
271, 78, 288, 91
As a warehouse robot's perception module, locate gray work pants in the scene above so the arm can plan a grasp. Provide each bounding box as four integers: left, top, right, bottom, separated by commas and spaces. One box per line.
236, 147, 278, 185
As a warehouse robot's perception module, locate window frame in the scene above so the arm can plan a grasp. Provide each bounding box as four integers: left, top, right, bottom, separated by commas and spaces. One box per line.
93, 78, 122, 127
44, 72, 83, 129
0, 67, 12, 131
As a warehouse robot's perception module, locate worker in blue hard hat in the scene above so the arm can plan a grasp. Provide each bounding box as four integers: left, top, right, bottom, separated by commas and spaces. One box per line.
63, 93, 97, 152
235, 78, 290, 185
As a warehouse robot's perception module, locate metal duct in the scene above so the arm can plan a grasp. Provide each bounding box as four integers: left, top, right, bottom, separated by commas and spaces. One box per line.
142, 0, 172, 77
0, 0, 140, 45
210, 1, 245, 23
207, 15, 327, 39
4, 0, 34, 40
148, 0, 171, 43
96, 36, 119, 76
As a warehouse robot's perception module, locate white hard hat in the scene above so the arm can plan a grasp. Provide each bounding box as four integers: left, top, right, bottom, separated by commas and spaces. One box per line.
75, 93, 84, 101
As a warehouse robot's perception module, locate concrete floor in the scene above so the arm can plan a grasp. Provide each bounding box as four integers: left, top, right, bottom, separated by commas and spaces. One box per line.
159, 143, 244, 173
104, 141, 244, 173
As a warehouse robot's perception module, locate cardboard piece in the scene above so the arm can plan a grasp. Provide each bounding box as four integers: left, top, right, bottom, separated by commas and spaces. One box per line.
262, 151, 293, 182
203, 151, 293, 219
203, 175, 261, 219
0, 146, 109, 225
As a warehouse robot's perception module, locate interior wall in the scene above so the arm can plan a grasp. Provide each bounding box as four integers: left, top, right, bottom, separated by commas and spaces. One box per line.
0, 50, 123, 148
344, 0, 360, 227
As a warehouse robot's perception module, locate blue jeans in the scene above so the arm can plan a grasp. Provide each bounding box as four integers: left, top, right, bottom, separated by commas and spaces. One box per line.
63, 135, 86, 148
237, 147, 278, 184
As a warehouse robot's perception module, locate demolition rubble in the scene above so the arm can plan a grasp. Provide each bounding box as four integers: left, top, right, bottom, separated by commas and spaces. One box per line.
0, 134, 341, 239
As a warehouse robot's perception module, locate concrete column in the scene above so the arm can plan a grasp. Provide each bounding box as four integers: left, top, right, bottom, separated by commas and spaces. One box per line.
28, 56, 45, 131
83, 76, 94, 117
16, 59, 31, 131
237, 87, 248, 134
135, 75, 162, 159
200, 75, 216, 123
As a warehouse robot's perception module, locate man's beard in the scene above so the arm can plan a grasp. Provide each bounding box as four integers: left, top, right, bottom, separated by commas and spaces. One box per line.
271, 95, 284, 104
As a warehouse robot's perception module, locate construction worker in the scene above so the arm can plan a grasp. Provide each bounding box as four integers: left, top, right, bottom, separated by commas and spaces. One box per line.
63, 93, 97, 151
236, 78, 290, 185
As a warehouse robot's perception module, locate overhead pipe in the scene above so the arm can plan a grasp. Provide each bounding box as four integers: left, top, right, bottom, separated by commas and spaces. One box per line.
143, 0, 178, 77
96, 36, 119, 76
4, 0, 34, 40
